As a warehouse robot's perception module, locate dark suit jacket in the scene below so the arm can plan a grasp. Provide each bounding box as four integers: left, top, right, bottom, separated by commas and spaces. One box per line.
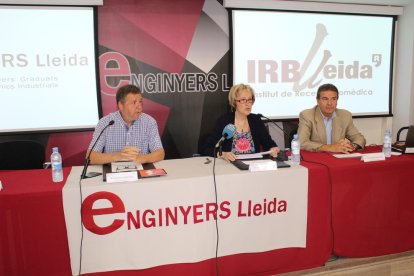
200, 112, 277, 157
298, 106, 366, 152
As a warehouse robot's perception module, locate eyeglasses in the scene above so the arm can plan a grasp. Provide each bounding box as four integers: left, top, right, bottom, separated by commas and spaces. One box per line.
116, 164, 138, 172
235, 98, 255, 104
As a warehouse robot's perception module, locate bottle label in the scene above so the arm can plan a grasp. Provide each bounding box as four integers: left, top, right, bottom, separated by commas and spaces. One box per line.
53, 163, 62, 170
292, 148, 300, 154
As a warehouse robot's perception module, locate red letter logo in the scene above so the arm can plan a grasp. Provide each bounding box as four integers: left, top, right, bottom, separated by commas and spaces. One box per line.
99, 52, 131, 96
82, 191, 125, 235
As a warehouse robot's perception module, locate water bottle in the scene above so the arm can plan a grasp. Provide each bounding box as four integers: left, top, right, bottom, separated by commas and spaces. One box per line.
382, 129, 392, 158
291, 134, 301, 165
51, 147, 63, 182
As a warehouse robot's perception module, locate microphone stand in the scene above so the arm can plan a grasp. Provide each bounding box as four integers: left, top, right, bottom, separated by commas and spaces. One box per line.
258, 114, 293, 161
258, 113, 293, 140
81, 120, 114, 179
258, 114, 304, 162
218, 140, 224, 157
80, 157, 100, 179
214, 124, 235, 158
215, 133, 228, 157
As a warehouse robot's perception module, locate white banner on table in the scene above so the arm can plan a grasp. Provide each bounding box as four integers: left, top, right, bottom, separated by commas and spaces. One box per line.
63, 158, 308, 275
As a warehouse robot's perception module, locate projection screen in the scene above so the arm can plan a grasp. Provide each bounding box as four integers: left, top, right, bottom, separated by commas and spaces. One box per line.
0, 5, 101, 133
231, 9, 395, 119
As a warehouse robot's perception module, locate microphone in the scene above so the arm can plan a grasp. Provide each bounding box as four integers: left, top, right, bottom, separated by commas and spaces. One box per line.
257, 113, 291, 161
215, 124, 236, 148
215, 124, 236, 157
80, 120, 115, 179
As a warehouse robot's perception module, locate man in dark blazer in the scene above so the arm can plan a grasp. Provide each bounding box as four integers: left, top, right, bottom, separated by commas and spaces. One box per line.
298, 83, 366, 153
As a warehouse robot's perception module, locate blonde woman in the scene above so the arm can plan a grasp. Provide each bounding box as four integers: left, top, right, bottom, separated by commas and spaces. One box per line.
201, 83, 280, 161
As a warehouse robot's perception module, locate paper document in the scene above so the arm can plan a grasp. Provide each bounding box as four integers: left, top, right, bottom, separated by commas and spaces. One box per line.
236, 153, 262, 159
332, 153, 362, 159
406, 147, 414, 153
106, 171, 138, 183
243, 160, 277, 172
236, 151, 271, 160
111, 161, 143, 172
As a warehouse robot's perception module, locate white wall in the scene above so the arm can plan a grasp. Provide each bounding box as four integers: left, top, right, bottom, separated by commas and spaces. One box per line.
333, 2, 414, 145
393, 2, 414, 137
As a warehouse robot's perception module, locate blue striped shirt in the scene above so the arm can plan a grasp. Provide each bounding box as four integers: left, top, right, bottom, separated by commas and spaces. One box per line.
89, 111, 163, 154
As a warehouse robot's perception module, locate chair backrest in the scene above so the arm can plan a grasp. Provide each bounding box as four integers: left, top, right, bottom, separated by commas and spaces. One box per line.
0, 140, 46, 170
405, 126, 414, 147
396, 126, 410, 142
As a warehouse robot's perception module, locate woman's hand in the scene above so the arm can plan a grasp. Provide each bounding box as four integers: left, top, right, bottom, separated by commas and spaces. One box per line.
269, 147, 281, 157
219, 151, 237, 162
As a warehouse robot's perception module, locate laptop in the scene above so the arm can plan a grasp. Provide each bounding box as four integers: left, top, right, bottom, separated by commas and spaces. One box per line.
392, 125, 414, 153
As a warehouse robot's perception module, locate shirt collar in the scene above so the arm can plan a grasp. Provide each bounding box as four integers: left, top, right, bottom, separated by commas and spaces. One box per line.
115, 110, 133, 128
319, 109, 336, 121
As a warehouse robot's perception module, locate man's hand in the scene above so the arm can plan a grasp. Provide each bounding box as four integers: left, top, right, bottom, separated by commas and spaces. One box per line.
319, 139, 356, 153
118, 146, 140, 161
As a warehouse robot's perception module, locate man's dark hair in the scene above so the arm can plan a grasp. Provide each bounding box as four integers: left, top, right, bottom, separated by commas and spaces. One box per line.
116, 84, 142, 104
316, 83, 339, 99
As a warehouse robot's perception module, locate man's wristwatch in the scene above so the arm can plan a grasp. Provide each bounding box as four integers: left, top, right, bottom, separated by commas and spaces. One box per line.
352, 143, 361, 150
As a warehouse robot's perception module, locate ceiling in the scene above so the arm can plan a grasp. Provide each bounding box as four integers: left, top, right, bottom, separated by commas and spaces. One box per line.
298, 0, 414, 7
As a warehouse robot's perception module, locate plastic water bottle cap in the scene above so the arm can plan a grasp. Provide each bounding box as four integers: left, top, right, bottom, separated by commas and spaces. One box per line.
53, 147, 59, 153
293, 134, 298, 139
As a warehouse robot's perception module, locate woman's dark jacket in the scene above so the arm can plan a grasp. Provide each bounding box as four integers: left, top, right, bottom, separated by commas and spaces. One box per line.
200, 112, 277, 157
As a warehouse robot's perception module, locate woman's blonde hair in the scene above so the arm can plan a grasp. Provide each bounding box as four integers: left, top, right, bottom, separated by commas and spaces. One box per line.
228, 83, 255, 111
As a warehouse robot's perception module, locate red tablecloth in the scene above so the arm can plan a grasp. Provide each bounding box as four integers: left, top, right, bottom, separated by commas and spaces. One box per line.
0, 167, 72, 276
302, 146, 414, 257
0, 164, 331, 276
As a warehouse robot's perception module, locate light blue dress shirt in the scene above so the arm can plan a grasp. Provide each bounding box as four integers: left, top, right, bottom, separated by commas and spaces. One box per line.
320, 110, 336, 145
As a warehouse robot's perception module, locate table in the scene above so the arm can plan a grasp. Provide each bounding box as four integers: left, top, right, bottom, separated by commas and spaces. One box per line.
0, 158, 331, 276
0, 168, 72, 276
302, 146, 414, 257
